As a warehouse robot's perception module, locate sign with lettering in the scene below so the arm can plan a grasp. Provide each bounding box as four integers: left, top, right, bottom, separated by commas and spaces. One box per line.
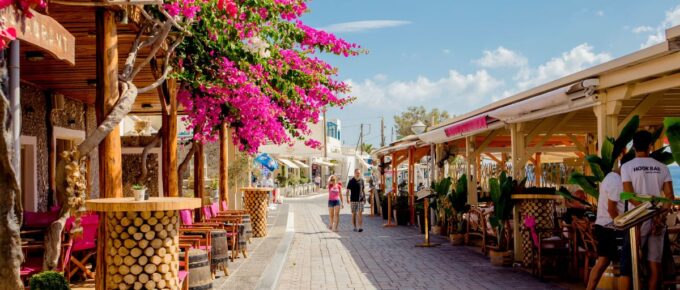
0, 8, 75, 65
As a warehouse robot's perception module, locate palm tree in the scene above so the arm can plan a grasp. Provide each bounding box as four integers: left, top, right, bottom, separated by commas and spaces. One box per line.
361, 143, 374, 154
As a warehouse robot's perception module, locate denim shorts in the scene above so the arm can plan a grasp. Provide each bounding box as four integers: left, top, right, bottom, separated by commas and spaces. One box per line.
328, 200, 341, 207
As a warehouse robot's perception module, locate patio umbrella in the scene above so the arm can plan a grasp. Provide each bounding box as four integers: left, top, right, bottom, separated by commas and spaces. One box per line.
255, 153, 279, 171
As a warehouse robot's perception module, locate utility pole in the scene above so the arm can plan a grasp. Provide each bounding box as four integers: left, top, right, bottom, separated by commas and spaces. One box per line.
356, 124, 364, 153
391, 126, 394, 143
380, 116, 385, 147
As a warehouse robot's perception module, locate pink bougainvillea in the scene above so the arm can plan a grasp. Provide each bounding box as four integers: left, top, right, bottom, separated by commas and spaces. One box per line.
0, 0, 46, 48
171, 0, 362, 154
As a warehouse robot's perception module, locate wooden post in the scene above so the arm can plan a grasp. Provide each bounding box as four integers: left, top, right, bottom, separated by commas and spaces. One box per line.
408, 147, 415, 226
161, 79, 178, 197
194, 141, 205, 219
534, 153, 542, 187
94, 8, 120, 290
228, 128, 237, 209
510, 123, 525, 263
465, 136, 478, 205
219, 122, 229, 210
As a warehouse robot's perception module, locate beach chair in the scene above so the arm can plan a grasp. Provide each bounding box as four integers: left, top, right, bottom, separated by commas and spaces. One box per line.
64, 213, 99, 281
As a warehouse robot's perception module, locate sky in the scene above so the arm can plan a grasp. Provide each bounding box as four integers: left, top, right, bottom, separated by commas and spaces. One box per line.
299, 0, 680, 147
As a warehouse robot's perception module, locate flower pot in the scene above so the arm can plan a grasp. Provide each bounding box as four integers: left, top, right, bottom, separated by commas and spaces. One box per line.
132, 188, 148, 201
431, 225, 441, 235
489, 249, 513, 266
450, 233, 465, 246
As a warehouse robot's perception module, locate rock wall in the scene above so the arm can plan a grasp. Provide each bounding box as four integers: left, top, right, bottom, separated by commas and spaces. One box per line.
122, 136, 161, 197
20, 84, 49, 211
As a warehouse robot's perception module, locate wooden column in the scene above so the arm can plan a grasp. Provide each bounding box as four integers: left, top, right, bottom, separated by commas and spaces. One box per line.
510, 123, 525, 263
380, 156, 386, 193
194, 141, 205, 214
219, 122, 229, 210
162, 79, 178, 197
465, 136, 478, 205
534, 153, 542, 187
384, 153, 397, 227
408, 147, 415, 226
95, 8, 121, 199
594, 98, 621, 156
228, 128, 237, 209
94, 8, 120, 290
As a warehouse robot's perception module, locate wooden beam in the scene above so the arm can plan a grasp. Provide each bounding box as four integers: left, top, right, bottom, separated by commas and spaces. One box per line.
534, 111, 577, 149
161, 78, 178, 197
618, 92, 663, 132
473, 129, 499, 155
194, 141, 205, 217
566, 133, 586, 152
525, 117, 560, 145
219, 122, 229, 210
94, 8, 119, 290
599, 52, 680, 89
484, 153, 502, 164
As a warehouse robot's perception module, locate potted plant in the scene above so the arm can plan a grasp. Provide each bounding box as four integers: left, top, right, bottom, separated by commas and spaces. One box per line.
394, 194, 410, 226
29, 271, 70, 290
131, 184, 148, 201
430, 177, 452, 235
449, 175, 468, 245
488, 172, 524, 266
210, 179, 219, 201
380, 191, 389, 220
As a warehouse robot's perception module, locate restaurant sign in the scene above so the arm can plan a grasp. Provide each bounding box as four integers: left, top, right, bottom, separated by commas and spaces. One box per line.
0, 8, 75, 65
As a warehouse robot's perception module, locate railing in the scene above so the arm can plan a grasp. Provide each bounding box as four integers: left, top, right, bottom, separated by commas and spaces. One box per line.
279, 183, 318, 197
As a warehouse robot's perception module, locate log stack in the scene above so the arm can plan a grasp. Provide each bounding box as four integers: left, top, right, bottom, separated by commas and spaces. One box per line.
242, 188, 272, 238
105, 210, 180, 290
86, 197, 202, 290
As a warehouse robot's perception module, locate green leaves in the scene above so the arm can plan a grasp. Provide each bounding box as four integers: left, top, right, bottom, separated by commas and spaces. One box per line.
613, 115, 639, 165
664, 117, 680, 165
557, 187, 592, 207
568, 172, 599, 198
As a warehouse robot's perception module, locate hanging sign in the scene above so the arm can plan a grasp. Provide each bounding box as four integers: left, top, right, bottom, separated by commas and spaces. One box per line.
0, 8, 75, 65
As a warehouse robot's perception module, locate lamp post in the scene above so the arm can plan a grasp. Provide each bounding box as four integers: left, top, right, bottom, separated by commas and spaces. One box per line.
411, 120, 426, 135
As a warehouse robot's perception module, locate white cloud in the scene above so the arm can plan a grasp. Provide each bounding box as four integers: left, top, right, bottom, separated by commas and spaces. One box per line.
320, 20, 411, 33
347, 70, 504, 111
632, 25, 653, 34
640, 5, 680, 48
372, 73, 388, 81
442, 49, 451, 54
596, 10, 604, 17
515, 43, 611, 90
474, 46, 527, 68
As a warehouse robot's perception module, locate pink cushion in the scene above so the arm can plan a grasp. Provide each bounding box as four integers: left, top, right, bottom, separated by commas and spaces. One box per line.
221, 200, 228, 211
202, 206, 213, 219
66, 213, 99, 252
210, 203, 220, 216
180, 210, 193, 226
20, 257, 42, 277
178, 270, 188, 283
23, 210, 59, 228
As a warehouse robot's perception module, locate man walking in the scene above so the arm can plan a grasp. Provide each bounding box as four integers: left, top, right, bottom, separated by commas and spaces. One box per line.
619, 130, 674, 290
347, 169, 366, 232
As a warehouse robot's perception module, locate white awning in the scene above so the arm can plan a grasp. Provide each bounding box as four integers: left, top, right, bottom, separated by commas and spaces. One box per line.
313, 160, 336, 167
292, 160, 309, 168
277, 158, 299, 169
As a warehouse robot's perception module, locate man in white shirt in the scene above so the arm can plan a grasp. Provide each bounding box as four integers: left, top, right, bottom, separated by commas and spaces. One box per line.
586, 154, 633, 290
618, 130, 674, 290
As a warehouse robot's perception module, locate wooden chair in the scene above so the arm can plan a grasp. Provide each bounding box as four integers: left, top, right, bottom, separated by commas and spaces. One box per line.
201, 206, 243, 260
524, 215, 571, 279
20, 238, 72, 284
572, 216, 598, 284
64, 213, 99, 282
465, 207, 495, 254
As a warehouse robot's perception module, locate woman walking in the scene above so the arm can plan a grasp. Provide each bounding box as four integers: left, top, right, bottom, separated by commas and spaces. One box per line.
328, 175, 344, 231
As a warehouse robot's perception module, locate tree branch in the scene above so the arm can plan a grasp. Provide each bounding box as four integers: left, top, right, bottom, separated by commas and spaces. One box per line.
138, 66, 172, 94
137, 130, 162, 185
129, 22, 172, 80
177, 142, 197, 196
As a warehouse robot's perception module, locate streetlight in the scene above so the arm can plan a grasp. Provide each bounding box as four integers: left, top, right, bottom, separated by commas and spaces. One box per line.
411, 120, 426, 135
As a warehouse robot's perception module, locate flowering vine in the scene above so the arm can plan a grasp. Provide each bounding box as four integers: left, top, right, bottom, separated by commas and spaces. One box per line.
165, 0, 362, 153
0, 0, 46, 47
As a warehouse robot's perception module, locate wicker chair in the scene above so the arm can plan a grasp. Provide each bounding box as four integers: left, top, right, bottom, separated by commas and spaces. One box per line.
524, 214, 571, 278
572, 216, 598, 284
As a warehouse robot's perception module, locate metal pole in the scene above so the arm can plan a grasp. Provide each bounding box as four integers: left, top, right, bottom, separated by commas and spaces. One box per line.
9, 40, 20, 187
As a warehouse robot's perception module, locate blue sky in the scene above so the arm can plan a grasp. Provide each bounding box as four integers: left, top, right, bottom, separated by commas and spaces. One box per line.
300, 1, 680, 147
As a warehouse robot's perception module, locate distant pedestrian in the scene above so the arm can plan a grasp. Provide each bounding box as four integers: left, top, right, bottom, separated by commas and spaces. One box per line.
327, 175, 343, 231
314, 175, 321, 189
346, 169, 366, 232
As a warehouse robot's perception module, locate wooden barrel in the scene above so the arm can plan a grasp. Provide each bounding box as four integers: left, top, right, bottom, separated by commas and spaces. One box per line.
241, 214, 253, 241
188, 249, 212, 290
210, 230, 229, 266
237, 224, 247, 251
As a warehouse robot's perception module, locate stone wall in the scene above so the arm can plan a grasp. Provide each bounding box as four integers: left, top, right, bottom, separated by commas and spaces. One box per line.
20, 84, 49, 211
21, 84, 90, 211
122, 136, 161, 197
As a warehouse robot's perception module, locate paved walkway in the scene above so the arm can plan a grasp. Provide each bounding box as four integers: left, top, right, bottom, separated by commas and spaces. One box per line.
278, 194, 562, 290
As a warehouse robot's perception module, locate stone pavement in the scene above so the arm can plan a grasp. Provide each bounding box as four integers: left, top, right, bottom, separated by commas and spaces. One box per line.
278, 194, 563, 290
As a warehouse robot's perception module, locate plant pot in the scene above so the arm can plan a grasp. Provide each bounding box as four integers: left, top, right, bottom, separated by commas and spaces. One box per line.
431, 225, 441, 235
489, 249, 513, 266
450, 233, 464, 246
132, 189, 148, 201
395, 209, 409, 226
381, 201, 388, 220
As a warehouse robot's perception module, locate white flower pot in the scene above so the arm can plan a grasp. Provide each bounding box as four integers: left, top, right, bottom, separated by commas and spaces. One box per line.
132, 188, 148, 201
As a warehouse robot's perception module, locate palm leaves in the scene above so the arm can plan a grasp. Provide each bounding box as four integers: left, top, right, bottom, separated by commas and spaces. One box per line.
489, 172, 525, 250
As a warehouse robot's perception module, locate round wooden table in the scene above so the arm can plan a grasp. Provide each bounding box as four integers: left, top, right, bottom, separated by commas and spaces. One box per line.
242, 187, 273, 238
87, 197, 201, 290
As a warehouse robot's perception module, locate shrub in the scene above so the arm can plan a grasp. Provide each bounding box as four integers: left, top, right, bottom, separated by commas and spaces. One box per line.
29, 271, 70, 290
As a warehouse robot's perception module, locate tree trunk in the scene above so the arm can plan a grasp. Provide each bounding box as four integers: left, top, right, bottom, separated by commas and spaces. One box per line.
0, 54, 25, 290
138, 131, 162, 185
219, 122, 229, 210
177, 142, 196, 197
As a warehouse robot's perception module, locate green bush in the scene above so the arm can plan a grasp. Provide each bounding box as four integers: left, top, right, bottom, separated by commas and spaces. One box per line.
29, 271, 70, 290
